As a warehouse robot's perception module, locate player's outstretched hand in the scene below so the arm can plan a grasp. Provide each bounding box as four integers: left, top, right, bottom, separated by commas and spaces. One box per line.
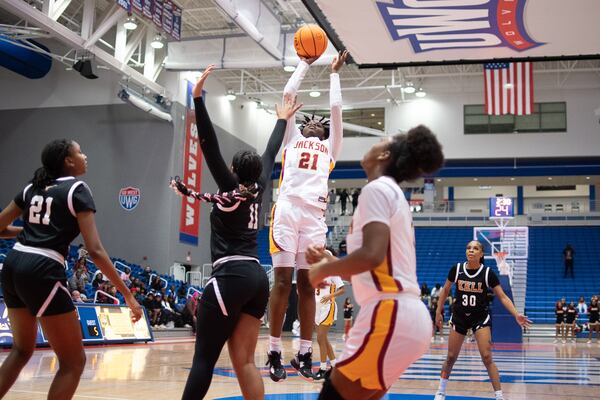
169, 177, 192, 196
192, 64, 216, 99
331, 50, 348, 73
276, 94, 303, 120
125, 295, 143, 323
300, 56, 319, 65
516, 314, 533, 329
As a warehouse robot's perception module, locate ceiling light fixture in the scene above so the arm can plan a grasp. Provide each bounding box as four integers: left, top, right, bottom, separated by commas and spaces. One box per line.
124, 16, 138, 30
225, 90, 236, 101
403, 82, 416, 94
415, 88, 426, 98
150, 34, 164, 49
283, 65, 296, 72
309, 86, 321, 97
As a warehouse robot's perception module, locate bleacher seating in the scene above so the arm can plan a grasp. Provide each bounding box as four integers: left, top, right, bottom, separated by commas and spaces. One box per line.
525, 226, 600, 324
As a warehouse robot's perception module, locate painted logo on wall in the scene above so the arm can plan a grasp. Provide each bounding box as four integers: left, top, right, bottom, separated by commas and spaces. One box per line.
119, 187, 141, 211
376, 0, 543, 52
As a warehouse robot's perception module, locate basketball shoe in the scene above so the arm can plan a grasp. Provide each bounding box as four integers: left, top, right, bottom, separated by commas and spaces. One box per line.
266, 351, 286, 382
291, 350, 314, 381
434, 392, 446, 400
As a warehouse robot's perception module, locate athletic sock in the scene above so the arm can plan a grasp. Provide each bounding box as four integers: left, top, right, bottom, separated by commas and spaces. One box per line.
299, 339, 312, 354
329, 358, 336, 367
269, 336, 282, 353
320, 362, 327, 370
438, 378, 448, 393
495, 390, 503, 399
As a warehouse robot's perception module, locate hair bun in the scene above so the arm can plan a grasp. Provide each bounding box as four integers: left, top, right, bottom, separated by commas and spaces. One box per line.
405, 125, 444, 174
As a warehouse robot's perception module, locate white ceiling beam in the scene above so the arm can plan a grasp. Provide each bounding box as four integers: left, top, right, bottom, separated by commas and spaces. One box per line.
84, 6, 126, 48
143, 27, 156, 80
124, 26, 146, 64
0, 0, 166, 95
80, 0, 94, 39
114, 18, 127, 61
50, 0, 72, 21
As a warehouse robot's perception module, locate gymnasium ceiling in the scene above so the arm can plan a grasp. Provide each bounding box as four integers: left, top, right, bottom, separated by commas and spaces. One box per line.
1, 0, 600, 110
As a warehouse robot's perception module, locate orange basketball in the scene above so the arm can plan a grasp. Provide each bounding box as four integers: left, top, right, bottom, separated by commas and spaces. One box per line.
294, 24, 328, 59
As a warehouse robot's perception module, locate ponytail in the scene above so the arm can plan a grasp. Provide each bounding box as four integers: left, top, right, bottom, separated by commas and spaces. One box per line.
31, 139, 73, 189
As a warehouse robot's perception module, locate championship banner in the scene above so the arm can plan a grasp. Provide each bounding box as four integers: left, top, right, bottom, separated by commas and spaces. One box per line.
178, 82, 203, 246
304, 0, 600, 67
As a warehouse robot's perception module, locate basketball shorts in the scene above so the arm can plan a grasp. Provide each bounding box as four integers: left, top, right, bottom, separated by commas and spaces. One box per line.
202, 260, 269, 320
336, 296, 431, 391
589, 314, 599, 324
556, 315, 564, 324
1, 250, 74, 317
269, 198, 327, 269
449, 311, 491, 335
316, 301, 337, 326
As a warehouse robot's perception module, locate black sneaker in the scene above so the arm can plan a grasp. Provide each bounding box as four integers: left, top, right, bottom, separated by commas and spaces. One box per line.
266, 351, 286, 382
290, 350, 314, 382
313, 368, 327, 381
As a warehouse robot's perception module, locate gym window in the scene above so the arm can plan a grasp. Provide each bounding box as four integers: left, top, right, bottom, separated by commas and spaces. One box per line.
464, 102, 567, 134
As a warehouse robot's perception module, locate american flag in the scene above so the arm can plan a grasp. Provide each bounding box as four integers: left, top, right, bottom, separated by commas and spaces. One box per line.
484, 62, 534, 115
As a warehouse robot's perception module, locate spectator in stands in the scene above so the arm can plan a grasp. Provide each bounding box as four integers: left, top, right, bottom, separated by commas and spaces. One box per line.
71, 290, 85, 303
183, 292, 199, 331
120, 270, 131, 288
342, 297, 353, 341
431, 283, 442, 301
338, 239, 347, 257
565, 301, 578, 343
554, 299, 565, 343
143, 292, 160, 326
563, 244, 575, 278
351, 188, 360, 215
588, 296, 599, 344
420, 283, 430, 301
141, 265, 152, 282
430, 296, 443, 342
150, 275, 163, 292
328, 189, 336, 205
339, 189, 349, 215
69, 268, 89, 293
92, 272, 104, 289
577, 296, 588, 325
77, 244, 88, 262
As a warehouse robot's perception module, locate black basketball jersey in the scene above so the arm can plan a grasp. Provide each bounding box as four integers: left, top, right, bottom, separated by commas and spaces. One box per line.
13, 177, 96, 257
209, 190, 262, 263
590, 303, 599, 318
555, 304, 564, 317
449, 262, 500, 316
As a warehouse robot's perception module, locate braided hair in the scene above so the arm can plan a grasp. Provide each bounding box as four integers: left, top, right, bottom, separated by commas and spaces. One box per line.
31, 139, 73, 189
299, 114, 330, 140
170, 177, 259, 207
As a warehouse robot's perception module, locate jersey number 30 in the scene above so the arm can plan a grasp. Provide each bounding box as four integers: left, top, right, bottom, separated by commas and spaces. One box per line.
462, 294, 477, 307
29, 195, 53, 225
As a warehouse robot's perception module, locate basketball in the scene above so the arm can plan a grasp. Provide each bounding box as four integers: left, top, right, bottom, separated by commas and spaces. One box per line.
294, 24, 328, 59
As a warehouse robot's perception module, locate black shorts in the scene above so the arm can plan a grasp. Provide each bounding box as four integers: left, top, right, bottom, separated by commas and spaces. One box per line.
1, 250, 74, 317
449, 311, 491, 336
201, 260, 269, 320
555, 316, 564, 324
590, 314, 599, 324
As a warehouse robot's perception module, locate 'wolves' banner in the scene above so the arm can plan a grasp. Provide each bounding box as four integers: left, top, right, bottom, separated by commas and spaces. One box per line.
179, 82, 202, 245
304, 0, 600, 67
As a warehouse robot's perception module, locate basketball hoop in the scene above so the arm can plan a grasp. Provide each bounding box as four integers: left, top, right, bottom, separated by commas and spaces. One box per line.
493, 251, 508, 273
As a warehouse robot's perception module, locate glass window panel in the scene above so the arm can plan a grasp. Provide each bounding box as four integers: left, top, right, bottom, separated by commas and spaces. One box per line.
465, 115, 489, 125
515, 114, 540, 131
465, 105, 485, 115
541, 113, 567, 130
490, 114, 514, 125
540, 102, 566, 112
465, 124, 489, 134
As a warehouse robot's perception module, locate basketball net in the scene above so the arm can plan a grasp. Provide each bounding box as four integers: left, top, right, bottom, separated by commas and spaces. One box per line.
493, 251, 513, 286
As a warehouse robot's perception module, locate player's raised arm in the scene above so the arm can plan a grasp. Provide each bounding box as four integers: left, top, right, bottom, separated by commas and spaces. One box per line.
329, 50, 348, 162
192, 65, 237, 192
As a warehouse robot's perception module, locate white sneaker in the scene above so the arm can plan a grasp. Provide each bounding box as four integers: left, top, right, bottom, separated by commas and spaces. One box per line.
553, 339, 558, 343
587, 340, 592, 344
434, 392, 446, 400
562, 339, 566, 343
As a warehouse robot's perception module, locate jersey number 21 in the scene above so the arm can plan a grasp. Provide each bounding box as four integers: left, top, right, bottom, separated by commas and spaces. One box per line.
29, 195, 53, 225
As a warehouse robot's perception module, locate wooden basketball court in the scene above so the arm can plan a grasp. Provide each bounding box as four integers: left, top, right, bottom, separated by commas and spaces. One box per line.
1, 332, 599, 399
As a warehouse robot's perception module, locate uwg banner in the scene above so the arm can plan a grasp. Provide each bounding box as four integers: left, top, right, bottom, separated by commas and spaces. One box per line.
305, 0, 600, 67
179, 82, 202, 245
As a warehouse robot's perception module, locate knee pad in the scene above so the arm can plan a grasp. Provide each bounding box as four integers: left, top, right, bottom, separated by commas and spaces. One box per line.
318, 375, 344, 400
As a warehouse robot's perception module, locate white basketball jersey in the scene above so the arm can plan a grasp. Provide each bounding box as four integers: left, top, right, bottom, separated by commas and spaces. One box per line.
277, 133, 333, 210
276, 60, 343, 211
346, 176, 420, 305
315, 276, 344, 304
